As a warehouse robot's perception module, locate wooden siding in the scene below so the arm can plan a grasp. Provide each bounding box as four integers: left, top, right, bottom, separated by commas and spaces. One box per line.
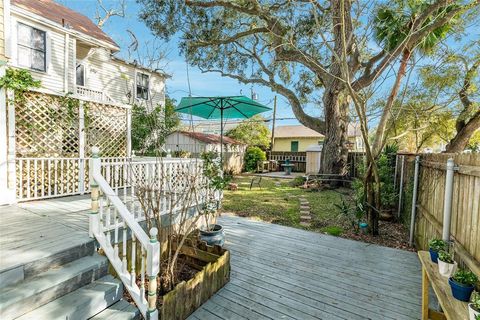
10, 15, 68, 93
0, 0, 4, 60
81, 46, 165, 106
273, 137, 322, 152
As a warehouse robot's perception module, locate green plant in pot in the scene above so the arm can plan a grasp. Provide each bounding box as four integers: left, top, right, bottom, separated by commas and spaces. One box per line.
449, 269, 478, 302
428, 239, 447, 263
469, 291, 480, 320
437, 251, 457, 278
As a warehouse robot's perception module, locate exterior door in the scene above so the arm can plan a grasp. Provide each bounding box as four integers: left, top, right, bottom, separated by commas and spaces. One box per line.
290, 141, 299, 152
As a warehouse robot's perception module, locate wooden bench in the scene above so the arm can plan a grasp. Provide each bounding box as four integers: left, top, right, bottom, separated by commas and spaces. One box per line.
418, 251, 469, 320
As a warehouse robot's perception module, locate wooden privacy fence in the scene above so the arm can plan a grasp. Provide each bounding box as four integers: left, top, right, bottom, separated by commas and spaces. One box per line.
399, 153, 480, 276
269, 151, 306, 172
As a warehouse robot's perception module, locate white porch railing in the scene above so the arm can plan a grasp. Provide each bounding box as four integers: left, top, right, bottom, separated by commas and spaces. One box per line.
15, 157, 129, 201
75, 85, 116, 104
89, 149, 210, 319
90, 148, 160, 319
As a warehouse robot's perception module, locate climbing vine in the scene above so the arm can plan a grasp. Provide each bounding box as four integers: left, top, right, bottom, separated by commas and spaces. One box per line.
0, 68, 41, 103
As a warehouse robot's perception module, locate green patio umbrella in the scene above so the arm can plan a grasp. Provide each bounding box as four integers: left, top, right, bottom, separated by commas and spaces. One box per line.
175, 96, 271, 159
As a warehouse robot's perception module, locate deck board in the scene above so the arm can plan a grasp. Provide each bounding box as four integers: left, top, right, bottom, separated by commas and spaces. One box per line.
2, 196, 423, 319
188, 215, 422, 320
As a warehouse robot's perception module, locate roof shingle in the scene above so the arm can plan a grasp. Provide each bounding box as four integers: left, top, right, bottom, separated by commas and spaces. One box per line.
12, 0, 119, 48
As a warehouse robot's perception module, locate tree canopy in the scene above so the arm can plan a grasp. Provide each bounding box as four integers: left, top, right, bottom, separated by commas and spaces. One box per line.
226, 115, 271, 149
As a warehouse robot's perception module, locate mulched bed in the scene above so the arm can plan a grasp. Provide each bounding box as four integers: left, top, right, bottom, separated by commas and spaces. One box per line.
340, 220, 416, 252
123, 255, 202, 309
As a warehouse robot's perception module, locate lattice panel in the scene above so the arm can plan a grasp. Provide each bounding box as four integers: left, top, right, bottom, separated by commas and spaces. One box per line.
86, 102, 127, 157
15, 91, 79, 157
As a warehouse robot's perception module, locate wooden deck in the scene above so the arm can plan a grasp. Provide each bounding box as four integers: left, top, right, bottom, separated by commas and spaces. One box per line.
1, 195, 423, 319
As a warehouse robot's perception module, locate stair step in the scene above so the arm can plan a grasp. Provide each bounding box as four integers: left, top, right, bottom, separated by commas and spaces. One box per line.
0, 240, 95, 289
0, 254, 107, 320
16, 275, 123, 320
90, 299, 141, 320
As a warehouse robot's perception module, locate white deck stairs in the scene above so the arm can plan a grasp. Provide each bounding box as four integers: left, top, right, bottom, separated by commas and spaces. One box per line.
0, 239, 140, 319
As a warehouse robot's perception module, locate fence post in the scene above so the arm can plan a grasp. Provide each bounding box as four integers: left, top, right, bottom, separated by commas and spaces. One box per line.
147, 227, 160, 320
6, 89, 16, 200
394, 154, 399, 190
78, 101, 85, 194
442, 158, 455, 241
397, 155, 405, 219
409, 156, 420, 246
89, 147, 101, 238
126, 108, 132, 157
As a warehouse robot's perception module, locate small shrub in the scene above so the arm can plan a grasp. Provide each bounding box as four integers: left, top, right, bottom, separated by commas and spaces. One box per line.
172, 150, 190, 158
451, 269, 478, 286
244, 146, 266, 172
335, 197, 364, 233
438, 251, 454, 264
321, 226, 343, 236
471, 291, 480, 311
291, 176, 306, 187
428, 239, 448, 252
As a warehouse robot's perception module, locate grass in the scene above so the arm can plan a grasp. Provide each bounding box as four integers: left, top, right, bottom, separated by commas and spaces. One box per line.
221, 176, 349, 231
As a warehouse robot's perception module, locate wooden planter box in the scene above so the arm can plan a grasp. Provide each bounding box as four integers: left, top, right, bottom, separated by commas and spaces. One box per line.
160, 243, 230, 320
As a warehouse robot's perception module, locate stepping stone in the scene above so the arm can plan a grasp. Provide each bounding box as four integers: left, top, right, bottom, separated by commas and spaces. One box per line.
300, 221, 310, 227
300, 215, 311, 220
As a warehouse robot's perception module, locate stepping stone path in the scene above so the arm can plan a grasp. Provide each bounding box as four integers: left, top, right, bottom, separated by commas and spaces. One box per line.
299, 196, 312, 227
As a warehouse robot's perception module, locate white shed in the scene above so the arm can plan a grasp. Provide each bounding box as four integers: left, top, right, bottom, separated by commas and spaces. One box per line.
305, 144, 323, 174
164, 131, 247, 154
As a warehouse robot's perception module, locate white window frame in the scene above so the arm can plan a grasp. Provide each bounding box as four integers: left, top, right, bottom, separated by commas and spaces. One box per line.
135, 70, 150, 101
11, 18, 51, 74
16, 22, 47, 72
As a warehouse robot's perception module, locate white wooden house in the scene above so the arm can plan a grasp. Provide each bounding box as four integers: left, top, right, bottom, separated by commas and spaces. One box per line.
2, 0, 166, 105
0, 0, 169, 205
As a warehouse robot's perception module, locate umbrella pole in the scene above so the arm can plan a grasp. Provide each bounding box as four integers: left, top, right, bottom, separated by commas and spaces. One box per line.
220, 106, 224, 166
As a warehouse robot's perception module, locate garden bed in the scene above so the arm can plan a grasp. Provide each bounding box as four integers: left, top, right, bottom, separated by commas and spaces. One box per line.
123, 240, 230, 319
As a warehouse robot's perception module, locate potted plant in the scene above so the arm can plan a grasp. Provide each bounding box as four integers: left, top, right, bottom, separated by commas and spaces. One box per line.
469, 291, 480, 320
437, 251, 457, 277
449, 269, 478, 302
428, 239, 447, 263
199, 151, 230, 246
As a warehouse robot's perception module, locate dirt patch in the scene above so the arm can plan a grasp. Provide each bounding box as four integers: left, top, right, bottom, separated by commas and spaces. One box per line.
341, 220, 415, 252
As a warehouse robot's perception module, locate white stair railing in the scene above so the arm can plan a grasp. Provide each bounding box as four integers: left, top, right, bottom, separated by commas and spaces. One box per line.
89, 147, 159, 319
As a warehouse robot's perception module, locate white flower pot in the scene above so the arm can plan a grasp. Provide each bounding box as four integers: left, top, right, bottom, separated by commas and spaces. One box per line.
469, 303, 480, 320
438, 259, 457, 277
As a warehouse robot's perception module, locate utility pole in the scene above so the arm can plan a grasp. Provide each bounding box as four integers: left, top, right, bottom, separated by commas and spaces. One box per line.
270, 95, 277, 156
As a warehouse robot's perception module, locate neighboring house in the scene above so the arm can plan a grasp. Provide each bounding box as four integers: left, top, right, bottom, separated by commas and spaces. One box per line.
272, 125, 325, 152
165, 131, 247, 154
272, 124, 364, 152
3, 0, 166, 106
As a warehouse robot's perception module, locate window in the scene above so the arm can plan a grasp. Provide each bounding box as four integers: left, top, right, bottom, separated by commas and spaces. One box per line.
291, 141, 299, 152
17, 23, 46, 72
76, 64, 85, 86
136, 72, 149, 100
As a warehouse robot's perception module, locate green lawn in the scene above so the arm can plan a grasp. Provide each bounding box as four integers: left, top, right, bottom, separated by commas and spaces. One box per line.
221, 176, 350, 233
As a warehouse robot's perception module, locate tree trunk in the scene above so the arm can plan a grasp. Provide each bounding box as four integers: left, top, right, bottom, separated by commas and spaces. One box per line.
320, 89, 350, 176
445, 110, 480, 152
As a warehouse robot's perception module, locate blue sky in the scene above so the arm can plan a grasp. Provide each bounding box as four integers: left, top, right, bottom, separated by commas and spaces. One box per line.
59, 0, 303, 128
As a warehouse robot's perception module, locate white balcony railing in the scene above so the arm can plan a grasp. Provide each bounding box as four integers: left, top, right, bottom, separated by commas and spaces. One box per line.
75, 85, 115, 104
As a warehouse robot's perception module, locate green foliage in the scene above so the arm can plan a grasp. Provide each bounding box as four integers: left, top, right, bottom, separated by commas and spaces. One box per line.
451, 269, 478, 286
374, 1, 458, 54
334, 197, 365, 233
321, 226, 343, 236
438, 251, 454, 264
471, 291, 480, 311
131, 96, 180, 155
201, 151, 231, 190
428, 239, 448, 252
290, 176, 306, 187
244, 146, 266, 172
172, 150, 190, 158
0, 68, 41, 92
226, 115, 271, 148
